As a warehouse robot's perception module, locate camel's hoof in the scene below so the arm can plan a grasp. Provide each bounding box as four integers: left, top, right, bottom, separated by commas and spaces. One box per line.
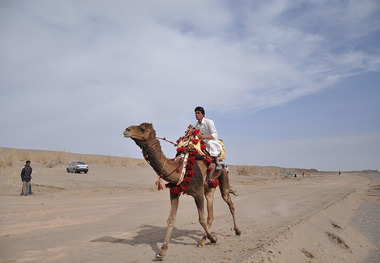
156, 250, 166, 259
197, 240, 206, 248
235, 228, 242, 236
209, 235, 217, 244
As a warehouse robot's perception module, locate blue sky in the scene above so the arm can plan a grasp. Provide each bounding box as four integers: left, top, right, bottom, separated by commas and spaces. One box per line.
1, 0, 379, 171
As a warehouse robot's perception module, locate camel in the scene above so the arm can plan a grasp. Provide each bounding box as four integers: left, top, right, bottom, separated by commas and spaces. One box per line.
123, 123, 241, 258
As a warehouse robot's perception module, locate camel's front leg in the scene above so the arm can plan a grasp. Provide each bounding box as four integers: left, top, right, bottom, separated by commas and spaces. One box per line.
156, 193, 179, 258
198, 186, 217, 247
193, 194, 217, 246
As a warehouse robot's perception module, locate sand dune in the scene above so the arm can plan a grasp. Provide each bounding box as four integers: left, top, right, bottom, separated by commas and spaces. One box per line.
0, 148, 379, 262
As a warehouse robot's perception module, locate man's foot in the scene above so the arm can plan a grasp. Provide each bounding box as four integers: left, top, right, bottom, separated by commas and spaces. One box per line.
216, 163, 222, 170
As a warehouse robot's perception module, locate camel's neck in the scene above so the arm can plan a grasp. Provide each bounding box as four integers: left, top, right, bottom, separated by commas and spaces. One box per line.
135, 137, 181, 183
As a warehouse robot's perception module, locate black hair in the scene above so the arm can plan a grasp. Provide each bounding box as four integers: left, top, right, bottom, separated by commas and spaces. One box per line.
26, 160, 30, 164
194, 106, 205, 115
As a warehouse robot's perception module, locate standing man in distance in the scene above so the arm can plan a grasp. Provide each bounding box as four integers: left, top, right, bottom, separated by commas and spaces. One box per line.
20, 160, 32, 196
194, 106, 222, 170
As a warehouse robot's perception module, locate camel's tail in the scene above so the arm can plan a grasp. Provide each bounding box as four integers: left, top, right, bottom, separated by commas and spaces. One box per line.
229, 187, 238, 196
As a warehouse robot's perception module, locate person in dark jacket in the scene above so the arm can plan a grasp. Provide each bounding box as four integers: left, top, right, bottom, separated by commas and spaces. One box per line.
21, 160, 32, 196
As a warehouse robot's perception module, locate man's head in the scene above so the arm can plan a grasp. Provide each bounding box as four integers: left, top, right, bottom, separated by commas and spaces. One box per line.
194, 106, 205, 122
26, 160, 31, 167
194, 106, 205, 115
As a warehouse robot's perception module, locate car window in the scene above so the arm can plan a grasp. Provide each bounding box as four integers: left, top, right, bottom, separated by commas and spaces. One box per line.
77, 162, 86, 165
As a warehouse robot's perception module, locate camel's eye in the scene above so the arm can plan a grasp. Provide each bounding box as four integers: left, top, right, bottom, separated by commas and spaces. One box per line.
140, 127, 145, 132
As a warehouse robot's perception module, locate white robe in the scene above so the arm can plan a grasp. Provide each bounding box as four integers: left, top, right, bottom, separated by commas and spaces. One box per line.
194, 118, 222, 157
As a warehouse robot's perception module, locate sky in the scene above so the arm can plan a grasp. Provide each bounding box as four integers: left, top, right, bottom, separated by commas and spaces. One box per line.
1, 0, 379, 171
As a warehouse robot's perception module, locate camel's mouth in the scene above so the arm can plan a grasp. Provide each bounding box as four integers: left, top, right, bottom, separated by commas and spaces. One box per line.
123, 129, 133, 138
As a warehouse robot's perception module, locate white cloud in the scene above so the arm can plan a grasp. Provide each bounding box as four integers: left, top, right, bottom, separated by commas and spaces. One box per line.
2, 0, 379, 115
0, 0, 379, 169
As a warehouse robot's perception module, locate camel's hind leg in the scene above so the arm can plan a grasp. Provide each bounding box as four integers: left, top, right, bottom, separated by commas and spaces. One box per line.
156, 193, 180, 258
219, 170, 241, 236
198, 186, 217, 247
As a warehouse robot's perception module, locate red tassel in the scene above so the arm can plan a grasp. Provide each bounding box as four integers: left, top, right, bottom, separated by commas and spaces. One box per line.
208, 179, 219, 188
170, 186, 181, 195
155, 176, 164, 191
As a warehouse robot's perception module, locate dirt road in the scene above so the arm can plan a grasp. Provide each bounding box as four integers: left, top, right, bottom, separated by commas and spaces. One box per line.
0, 162, 377, 263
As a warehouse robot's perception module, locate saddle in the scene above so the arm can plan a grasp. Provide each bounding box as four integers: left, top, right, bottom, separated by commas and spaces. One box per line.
176, 125, 226, 162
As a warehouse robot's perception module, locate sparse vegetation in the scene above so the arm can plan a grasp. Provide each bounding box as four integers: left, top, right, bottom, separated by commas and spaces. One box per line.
0, 149, 14, 168
137, 160, 149, 167
0, 147, 326, 177
45, 151, 68, 168
233, 165, 285, 176
235, 165, 251, 176
0, 147, 135, 169
17, 150, 32, 162
230, 164, 320, 178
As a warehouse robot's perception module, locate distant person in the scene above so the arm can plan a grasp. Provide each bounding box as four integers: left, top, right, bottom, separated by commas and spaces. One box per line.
194, 106, 223, 170
339, 171, 341, 176
21, 160, 32, 196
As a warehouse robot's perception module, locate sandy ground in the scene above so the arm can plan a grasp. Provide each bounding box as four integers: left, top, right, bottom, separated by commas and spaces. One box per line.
0, 149, 379, 263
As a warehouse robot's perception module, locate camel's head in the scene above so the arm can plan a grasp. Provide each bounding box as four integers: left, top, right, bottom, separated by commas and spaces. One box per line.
123, 123, 156, 142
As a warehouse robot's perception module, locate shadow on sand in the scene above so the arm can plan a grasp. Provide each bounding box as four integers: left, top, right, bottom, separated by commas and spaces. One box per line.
91, 224, 203, 254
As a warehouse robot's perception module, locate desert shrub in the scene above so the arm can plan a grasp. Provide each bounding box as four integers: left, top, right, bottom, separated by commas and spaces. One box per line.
236, 165, 251, 175
137, 160, 148, 167
105, 155, 114, 165
17, 150, 31, 162
77, 155, 130, 168
0, 150, 14, 168
45, 150, 68, 168
118, 157, 130, 168
233, 165, 279, 176
103, 155, 130, 167
37, 154, 50, 165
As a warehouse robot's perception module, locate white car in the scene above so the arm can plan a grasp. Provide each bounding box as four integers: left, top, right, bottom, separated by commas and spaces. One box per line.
67, 161, 89, 173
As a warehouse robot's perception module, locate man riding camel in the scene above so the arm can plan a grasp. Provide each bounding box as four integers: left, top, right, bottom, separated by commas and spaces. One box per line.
194, 106, 223, 170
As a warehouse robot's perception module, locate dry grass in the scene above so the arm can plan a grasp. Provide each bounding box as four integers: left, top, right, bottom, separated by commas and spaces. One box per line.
0, 149, 19, 186
0, 147, 135, 169
1, 147, 321, 177
233, 165, 286, 176
17, 150, 32, 162
38, 151, 68, 168
231, 164, 320, 178
0, 149, 14, 168
235, 165, 251, 176
0, 149, 68, 168
80, 155, 131, 168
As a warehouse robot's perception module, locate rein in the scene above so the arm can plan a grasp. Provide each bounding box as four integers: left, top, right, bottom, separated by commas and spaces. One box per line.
154, 136, 183, 178
142, 138, 183, 179
157, 137, 177, 146
162, 161, 183, 178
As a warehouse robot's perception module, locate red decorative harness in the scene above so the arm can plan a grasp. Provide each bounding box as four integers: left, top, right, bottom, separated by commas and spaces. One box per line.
155, 125, 219, 195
